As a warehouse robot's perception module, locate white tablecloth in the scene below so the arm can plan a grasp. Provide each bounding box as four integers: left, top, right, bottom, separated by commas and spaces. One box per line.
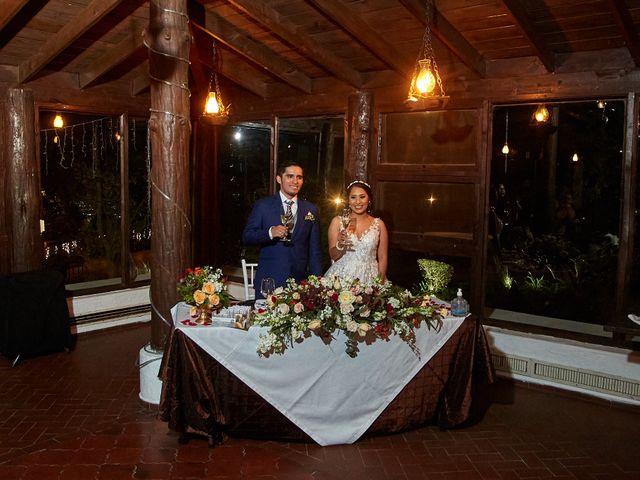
172, 303, 465, 446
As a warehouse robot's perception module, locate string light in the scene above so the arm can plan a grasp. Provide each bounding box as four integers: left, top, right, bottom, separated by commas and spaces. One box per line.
53, 114, 64, 128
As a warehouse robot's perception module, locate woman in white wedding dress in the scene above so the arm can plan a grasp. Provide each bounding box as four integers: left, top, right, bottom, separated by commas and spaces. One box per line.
325, 180, 389, 284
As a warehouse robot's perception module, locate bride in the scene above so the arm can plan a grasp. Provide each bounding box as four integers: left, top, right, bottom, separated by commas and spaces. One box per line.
324, 180, 388, 284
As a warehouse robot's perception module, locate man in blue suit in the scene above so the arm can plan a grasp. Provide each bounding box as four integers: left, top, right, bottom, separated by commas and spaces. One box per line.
242, 162, 323, 297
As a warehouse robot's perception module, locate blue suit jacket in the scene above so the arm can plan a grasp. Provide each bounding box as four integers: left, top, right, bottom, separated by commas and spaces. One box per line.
242, 194, 323, 295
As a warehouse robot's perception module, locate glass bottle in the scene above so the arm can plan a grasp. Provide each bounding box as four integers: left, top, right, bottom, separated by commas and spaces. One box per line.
451, 288, 469, 317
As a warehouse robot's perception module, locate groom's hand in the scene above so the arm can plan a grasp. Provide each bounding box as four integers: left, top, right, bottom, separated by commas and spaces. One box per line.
271, 224, 288, 239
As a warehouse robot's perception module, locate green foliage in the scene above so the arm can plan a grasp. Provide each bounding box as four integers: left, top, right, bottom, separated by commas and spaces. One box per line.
416, 259, 454, 298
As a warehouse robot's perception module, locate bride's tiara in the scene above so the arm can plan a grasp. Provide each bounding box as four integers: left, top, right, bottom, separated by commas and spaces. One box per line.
346, 180, 371, 190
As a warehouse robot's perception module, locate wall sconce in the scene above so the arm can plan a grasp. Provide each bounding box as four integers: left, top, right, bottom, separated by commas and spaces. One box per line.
53, 114, 64, 128
533, 104, 550, 123
407, 0, 446, 102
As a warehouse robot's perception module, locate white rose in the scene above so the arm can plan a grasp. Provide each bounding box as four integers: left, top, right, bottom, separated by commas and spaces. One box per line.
292, 292, 300, 300
278, 303, 290, 315
338, 290, 355, 305
308, 319, 322, 330
346, 319, 358, 332
294, 302, 304, 314
340, 303, 354, 314
357, 322, 371, 336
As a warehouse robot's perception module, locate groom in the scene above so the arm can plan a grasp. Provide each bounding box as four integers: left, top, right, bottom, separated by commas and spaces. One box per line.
242, 162, 323, 297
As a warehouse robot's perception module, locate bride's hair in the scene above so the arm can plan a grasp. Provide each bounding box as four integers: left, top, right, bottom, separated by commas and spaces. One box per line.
346, 180, 373, 213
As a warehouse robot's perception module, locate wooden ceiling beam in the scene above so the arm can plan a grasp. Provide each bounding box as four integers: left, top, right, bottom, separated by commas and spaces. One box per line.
228, 0, 363, 88
131, 68, 149, 96
192, 10, 312, 94
0, 0, 30, 32
605, 0, 640, 67
501, 0, 554, 73
18, 0, 127, 83
306, 0, 412, 78
398, 0, 485, 78
192, 33, 268, 98
80, 21, 145, 89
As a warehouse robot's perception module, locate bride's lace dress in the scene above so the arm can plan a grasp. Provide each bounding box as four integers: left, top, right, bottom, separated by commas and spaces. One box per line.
325, 218, 380, 284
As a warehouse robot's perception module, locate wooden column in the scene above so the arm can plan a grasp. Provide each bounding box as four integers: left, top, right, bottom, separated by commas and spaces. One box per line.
146, 0, 191, 350
345, 91, 373, 182
7, 88, 41, 273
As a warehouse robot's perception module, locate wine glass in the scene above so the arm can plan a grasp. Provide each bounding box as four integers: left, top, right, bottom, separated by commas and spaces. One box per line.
260, 277, 275, 298
280, 213, 295, 242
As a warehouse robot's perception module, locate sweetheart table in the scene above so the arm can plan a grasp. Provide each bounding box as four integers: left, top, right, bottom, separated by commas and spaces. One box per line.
159, 303, 494, 446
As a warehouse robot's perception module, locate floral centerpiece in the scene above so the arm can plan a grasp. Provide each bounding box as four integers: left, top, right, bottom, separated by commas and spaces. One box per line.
177, 266, 231, 325
253, 275, 449, 357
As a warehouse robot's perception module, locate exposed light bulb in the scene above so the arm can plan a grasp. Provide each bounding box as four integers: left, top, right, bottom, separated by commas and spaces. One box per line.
114, 132, 121, 141
53, 114, 64, 128
204, 91, 220, 114
572, 153, 579, 162
533, 104, 550, 123
415, 59, 436, 94
597, 100, 606, 109
502, 144, 510, 155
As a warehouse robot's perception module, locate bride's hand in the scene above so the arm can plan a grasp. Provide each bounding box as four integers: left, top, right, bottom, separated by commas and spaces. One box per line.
337, 229, 352, 250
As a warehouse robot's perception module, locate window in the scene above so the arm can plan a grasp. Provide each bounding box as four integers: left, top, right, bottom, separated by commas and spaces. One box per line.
486, 101, 625, 327
40, 111, 150, 290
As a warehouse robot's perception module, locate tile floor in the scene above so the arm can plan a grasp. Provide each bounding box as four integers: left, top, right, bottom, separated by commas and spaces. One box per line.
1, 322, 639, 479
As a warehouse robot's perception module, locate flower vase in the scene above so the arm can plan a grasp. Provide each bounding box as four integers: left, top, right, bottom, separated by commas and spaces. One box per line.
195, 306, 213, 325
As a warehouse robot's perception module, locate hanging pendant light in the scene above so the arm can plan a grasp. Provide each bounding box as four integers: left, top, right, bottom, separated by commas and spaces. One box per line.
407, 0, 446, 103
533, 104, 550, 123
502, 110, 510, 173
53, 113, 64, 129
502, 110, 510, 155
202, 39, 229, 125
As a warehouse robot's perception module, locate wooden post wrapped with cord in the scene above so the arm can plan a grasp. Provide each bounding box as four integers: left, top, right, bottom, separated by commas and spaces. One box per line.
145, 0, 192, 351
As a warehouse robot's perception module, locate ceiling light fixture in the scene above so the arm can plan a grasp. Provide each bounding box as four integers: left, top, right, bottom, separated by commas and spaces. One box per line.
407, 0, 446, 102
202, 39, 229, 125
533, 104, 550, 123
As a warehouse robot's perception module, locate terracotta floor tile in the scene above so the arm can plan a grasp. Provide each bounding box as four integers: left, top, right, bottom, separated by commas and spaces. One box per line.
1, 323, 639, 480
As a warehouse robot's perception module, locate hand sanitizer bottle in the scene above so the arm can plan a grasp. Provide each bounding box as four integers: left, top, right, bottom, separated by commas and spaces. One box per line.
451, 288, 469, 316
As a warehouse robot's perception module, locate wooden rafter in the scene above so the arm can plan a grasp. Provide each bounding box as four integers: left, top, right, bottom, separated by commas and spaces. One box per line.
80, 21, 145, 89
192, 9, 312, 94
501, 0, 554, 73
192, 33, 268, 98
18, 0, 127, 83
306, 0, 412, 78
605, 0, 640, 67
0, 0, 30, 32
398, 0, 486, 78
228, 0, 363, 88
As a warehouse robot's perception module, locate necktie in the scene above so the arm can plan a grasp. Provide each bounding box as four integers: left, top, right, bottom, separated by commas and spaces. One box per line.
284, 200, 295, 232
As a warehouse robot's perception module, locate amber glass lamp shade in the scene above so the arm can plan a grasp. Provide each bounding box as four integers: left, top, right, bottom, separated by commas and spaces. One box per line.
204, 91, 222, 115
533, 104, 550, 123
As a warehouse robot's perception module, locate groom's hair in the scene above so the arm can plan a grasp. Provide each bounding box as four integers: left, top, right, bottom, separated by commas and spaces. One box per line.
277, 161, 304, 176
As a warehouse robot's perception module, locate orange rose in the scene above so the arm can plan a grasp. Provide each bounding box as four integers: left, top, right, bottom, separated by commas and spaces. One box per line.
202, 282, 216, 294
209, 293, 220, 306
193, 290, 206, 305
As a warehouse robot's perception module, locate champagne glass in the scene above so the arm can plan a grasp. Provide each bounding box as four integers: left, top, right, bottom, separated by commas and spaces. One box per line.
340, 207, 352, 232
260, 277, 275, 298
280, 213, 295, 242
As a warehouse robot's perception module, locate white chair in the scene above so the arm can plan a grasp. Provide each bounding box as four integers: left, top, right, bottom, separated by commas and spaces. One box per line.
241, 259, 258, 301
